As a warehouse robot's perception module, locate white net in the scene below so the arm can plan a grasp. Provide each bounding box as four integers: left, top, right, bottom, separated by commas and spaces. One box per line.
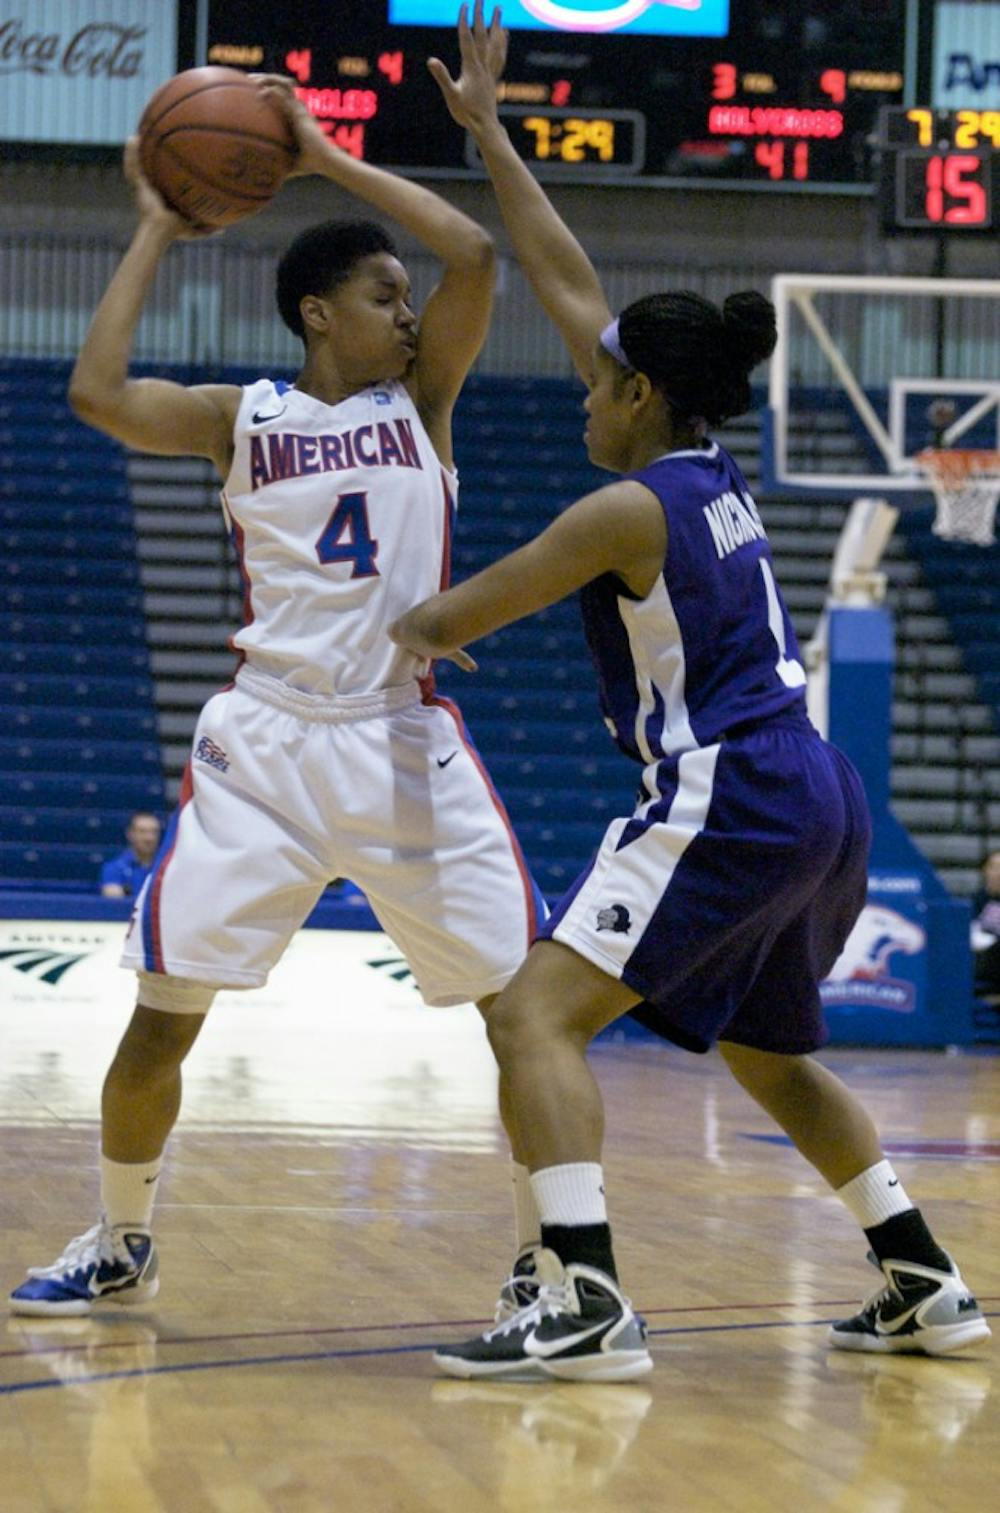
916, 450, 1000, 547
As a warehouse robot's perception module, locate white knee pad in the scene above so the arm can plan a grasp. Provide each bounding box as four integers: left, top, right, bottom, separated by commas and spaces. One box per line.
136, 972, 217, 1015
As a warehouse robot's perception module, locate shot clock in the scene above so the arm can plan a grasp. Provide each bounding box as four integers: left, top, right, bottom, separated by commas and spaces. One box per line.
879, 108, 998, 232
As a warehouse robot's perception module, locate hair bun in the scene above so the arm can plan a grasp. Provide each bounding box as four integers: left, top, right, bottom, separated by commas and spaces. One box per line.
722, 290, 777, 372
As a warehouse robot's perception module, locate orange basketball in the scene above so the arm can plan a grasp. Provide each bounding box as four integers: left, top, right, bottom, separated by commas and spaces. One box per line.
138, 67, 296, 229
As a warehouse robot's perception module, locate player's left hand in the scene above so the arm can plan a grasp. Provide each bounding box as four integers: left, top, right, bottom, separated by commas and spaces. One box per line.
249, 73, 333, 177
388, 613, 478, 672
428, 2, 507, 136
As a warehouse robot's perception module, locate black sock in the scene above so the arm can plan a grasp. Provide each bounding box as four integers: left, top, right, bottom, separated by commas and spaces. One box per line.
865, 1208, 951, 1271
541, 1222, 617, 1280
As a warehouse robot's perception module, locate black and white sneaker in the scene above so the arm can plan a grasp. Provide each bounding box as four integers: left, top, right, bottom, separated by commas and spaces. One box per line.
493, 1245, 541, 1324
828, 1253, 992, 1356
435, 1248, 653, 1382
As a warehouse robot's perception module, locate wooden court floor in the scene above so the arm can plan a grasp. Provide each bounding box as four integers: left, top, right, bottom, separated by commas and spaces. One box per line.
2, 980, 997, 1513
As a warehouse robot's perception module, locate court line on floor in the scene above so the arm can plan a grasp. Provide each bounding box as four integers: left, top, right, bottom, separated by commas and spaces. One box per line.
2, 1311, 997, 1397
4, 1295, 999, 1362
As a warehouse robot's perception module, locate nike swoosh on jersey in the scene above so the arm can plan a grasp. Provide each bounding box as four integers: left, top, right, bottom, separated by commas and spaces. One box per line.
437, 752, 458, 768
252, 407, 287, 425
523, 1317, 615, 1358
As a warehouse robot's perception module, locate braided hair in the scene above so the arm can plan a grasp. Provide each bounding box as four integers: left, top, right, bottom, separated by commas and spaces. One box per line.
614, 289, 777, 429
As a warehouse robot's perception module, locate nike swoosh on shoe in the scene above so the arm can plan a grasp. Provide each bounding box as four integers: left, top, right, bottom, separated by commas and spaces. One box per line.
523, 1317, 615, 1358
876, 1299, 931, 1334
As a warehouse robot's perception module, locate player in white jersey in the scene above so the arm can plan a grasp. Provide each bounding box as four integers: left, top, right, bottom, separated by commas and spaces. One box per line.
9, 75, 544, 1316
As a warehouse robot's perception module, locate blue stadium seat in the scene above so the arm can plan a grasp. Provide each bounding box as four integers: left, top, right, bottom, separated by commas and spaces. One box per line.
0, 841, 118, 884
0, 673, 154, 706
0, 586, 143, 614
0, 806, 138, 845
0, 475, 130, 501
0, 561, 139, 589
0, 614, 147, 643
0, 737, 160, 774
0, 503, 134, 530
3, 644, 151, 674
4, 771, 164, 806
0, 527, 138, 558
0, 705, 157, 739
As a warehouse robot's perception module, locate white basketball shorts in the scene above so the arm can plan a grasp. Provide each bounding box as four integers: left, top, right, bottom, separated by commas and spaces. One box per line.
121, 667, 544, 1006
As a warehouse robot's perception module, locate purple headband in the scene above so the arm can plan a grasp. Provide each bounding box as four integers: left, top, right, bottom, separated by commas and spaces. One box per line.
599, 315, 709, 439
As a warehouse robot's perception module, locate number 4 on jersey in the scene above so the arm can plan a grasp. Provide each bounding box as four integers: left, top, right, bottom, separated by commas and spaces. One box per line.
315, 491, 380, 578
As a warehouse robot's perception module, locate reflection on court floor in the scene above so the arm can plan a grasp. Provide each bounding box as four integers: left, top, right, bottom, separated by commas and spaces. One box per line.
1, 922, 997, 1512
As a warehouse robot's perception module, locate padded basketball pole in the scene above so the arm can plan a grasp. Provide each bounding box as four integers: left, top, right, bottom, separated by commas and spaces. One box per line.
808, 500, 974, 1045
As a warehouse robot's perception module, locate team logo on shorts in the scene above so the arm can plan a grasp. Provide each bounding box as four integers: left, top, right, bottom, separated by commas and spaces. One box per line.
195, 735, 230, 773
596, 904, 632, 934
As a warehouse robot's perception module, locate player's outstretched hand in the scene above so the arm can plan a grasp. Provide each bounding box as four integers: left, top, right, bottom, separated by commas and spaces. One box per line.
388, 611, 478, 673
428, 1, 507, 136
124, 138, 212, 240
249, 73, 333, 178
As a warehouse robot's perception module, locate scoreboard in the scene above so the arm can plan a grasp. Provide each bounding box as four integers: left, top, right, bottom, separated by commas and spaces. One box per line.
203, 0, 908, 192
879, 108, 999, 231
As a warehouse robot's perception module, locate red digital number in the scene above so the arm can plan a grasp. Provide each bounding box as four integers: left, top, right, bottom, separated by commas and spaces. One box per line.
285, 48, 311, 84
925, 154, 988, 225
755, 141, 784, 178
712, 62, 738, 101
754, 142, 810, 181
378, 51, 403, 86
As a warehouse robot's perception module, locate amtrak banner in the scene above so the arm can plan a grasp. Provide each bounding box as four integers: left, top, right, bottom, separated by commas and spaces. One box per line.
0, 1, 177, 145
0, 921, 498, 1146
933, 0, 1000, 108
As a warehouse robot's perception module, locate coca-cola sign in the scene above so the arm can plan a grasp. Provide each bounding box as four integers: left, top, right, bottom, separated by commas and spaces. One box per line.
0, 3, 177, 145
0, 17, 146, 78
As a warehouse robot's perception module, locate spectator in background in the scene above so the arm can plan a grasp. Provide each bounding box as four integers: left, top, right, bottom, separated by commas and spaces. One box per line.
971, 848, 1000, 1001
100, 812, 162, 898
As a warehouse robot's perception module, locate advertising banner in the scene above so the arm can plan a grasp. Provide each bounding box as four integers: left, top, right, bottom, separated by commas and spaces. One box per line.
0, 921, 498, 1147
0, 1, 177, 146
933, 0, 1000, 108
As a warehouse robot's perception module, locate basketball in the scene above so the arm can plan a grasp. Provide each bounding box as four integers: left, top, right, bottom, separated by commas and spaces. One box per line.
137, 67, 296, 229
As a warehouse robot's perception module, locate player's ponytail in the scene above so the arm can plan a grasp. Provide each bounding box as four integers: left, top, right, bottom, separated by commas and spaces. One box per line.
615, 287, 776, 430
722, 290, 778, 372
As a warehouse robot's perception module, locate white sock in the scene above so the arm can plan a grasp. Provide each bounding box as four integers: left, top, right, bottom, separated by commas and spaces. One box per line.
510, 1161, 541, 1253
101, 1155, 162, 1230
530, 1163, 607, 1228
836, 1160, 913, 1228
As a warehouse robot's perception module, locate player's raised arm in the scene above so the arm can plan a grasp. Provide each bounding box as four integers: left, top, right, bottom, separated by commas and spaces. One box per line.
68, 140, 239, 474
430, 2, 612, 385
256, 73, 494, 447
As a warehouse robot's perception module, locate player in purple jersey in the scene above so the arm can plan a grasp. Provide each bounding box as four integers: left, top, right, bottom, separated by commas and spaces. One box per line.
387, 3, 991, 1380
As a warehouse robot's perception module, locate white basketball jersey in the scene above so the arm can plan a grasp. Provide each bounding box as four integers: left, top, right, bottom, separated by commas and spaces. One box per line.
221, 378, 456, 696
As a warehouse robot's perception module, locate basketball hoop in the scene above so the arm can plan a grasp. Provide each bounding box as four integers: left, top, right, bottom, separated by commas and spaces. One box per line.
916, 449, 1000, 547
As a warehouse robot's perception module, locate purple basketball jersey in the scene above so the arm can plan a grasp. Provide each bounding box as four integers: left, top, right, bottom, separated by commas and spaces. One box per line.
580, 442, 807, 762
